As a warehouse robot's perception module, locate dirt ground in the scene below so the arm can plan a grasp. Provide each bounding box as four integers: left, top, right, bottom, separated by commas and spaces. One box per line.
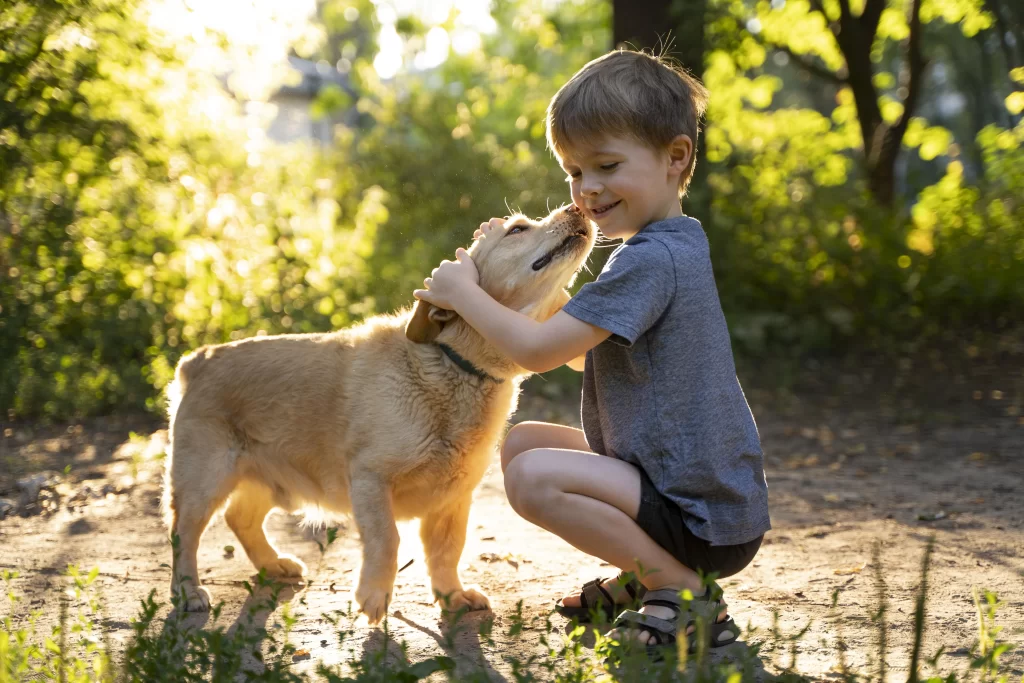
1, 358, 1022, 680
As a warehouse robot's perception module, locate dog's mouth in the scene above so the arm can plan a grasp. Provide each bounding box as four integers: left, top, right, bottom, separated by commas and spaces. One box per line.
531, 228, 589, 271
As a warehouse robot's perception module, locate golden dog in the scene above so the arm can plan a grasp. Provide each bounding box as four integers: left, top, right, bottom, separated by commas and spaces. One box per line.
162, 204, 594, 622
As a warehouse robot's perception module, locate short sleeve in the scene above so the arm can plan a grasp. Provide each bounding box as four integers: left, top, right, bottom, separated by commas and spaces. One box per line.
562, 235, 676, 346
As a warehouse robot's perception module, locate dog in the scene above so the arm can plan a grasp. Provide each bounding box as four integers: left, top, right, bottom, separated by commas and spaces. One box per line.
162, 204, 594, 622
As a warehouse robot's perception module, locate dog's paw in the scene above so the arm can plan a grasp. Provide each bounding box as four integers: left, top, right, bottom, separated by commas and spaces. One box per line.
355, 586, 390, 625
176, 585, 211, 612
437, 587, 490, 614
261, 554, 307, 579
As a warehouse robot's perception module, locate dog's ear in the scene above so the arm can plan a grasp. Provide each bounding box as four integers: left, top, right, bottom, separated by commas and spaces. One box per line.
405, 300, 458, 343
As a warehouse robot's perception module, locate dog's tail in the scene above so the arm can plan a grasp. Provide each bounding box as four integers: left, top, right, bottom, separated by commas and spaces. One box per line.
162, 346, 212, 530
165, 346, 211, 417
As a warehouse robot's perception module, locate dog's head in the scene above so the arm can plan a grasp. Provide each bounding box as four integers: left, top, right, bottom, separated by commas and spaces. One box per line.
406, 204, 595, 343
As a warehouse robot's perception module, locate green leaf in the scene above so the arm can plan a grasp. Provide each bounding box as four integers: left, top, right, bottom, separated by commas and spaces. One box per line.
1006, 91, 1024, 116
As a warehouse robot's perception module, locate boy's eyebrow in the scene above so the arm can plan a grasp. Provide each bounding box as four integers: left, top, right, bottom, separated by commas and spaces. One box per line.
562, 148, 619, 165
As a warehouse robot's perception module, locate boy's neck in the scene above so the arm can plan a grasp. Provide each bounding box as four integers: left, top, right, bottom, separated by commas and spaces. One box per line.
621, 199, 683, 241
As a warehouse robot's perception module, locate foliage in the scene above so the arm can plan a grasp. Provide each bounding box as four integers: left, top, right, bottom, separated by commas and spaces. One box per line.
1, 0, 1022, 419
0, 0, 386, 418
323, 0, 611, 308
696, 34, 1023, 353
0, 542, 1018, 681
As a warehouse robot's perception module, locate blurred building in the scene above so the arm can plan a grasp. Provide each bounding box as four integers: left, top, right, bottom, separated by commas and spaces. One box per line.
264, 55, 352, 144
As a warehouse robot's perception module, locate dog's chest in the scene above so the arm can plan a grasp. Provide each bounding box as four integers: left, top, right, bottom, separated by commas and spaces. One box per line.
387, 379, 516, 505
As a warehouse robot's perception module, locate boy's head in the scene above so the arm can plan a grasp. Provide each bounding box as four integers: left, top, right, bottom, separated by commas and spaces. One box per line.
546, 49, 709, 198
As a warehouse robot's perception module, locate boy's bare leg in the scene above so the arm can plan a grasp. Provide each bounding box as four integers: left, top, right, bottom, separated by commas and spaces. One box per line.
503, 423, 642, 607
500, 421, 593, 473
502, 423, 726, 613
504, 447, 727, 645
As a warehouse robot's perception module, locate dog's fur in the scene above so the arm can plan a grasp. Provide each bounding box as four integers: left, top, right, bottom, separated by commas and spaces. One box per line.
162, 205, 593, 621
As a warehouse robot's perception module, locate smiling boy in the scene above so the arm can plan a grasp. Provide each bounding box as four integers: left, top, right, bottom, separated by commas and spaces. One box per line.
414, 49, 770, 657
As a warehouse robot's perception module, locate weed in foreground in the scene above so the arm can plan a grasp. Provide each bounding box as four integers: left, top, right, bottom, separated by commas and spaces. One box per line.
0, 538, 1019, 682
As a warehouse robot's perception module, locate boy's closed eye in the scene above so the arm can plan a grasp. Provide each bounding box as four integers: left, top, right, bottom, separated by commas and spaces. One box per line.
565, 162, 619, 180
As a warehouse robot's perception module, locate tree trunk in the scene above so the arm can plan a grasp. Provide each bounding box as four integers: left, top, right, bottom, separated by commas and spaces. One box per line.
613, 0, 677, 51
612, 0, 710, 220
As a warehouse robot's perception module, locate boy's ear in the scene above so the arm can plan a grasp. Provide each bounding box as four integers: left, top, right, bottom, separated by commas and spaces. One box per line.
405, 300, 458, 343
667, 134, 694, 174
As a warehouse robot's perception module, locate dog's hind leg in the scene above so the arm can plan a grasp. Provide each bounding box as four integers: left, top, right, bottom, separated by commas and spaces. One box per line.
166, 420, 239, 612
224, 480, 306, 579
350, 469, 399, 625
420, 495, 490, 613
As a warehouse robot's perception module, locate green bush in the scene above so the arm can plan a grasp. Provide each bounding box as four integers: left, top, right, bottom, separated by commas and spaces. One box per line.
0, 0, 607, 420
1, 0, 1022, 420
701, 51, 1024, 355
0, 0, 395, 418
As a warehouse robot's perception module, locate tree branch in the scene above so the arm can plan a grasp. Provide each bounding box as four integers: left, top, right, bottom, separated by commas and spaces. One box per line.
836, 0, 852, 21
868, 0, 925, 204
891, 0, 926, 142
765, 40, 847, 84
860, 0, 886, 46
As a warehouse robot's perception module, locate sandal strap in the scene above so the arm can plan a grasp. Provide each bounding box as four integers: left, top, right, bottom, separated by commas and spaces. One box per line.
615, 572, 646, 601
691, 582, 726, 620
641, 585, 727, 627
641, 588, 684, 607
612, 609, 678, 645
580, 577, 613, 610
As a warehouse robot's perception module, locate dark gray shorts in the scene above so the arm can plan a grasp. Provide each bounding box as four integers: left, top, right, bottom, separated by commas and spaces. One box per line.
636, 470, 762, 579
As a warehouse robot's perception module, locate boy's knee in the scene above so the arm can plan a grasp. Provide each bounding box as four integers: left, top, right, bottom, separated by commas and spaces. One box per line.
500, 423, 531, 473
503, 453, 553, 521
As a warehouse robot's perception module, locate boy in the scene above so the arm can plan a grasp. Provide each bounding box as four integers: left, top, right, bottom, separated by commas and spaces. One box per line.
413, 49, 769, 655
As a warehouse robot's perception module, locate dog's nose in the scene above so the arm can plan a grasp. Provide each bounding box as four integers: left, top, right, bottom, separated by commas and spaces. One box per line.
565, 204, 581, 215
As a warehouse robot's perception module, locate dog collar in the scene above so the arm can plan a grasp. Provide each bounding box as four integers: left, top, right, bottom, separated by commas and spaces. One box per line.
437, 343, 505, 384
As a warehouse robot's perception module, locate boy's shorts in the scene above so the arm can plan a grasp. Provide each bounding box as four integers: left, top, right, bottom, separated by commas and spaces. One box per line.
636, 470, 762, 579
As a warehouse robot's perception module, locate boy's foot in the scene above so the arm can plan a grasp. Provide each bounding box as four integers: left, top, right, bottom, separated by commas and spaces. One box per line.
606, 585, 735, 650
557, 573, 645, 621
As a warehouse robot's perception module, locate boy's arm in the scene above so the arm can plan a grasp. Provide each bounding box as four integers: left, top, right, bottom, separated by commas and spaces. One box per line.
566, 353, 587, 371
444, 284, 609, 374
551, 290, 587, 371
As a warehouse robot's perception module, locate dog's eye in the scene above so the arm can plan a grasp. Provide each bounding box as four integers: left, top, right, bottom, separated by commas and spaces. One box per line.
507, 225, 527, 235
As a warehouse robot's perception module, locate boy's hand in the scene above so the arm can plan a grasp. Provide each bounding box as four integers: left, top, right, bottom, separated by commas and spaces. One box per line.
474, 217, 506, 239
414, 248, 479, 311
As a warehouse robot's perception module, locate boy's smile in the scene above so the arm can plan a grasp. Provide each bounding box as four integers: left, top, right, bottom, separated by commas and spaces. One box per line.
589, 199, 621, 218
559, 135, 691, 241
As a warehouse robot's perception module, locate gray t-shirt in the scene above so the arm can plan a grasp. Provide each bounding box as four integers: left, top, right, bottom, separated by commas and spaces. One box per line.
562, 215, 770, 546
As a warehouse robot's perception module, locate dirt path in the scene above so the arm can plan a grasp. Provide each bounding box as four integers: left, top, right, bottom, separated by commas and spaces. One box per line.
2, 376, 1022, 680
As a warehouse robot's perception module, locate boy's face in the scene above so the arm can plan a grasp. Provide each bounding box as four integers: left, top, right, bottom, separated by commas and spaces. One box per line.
558, 135, 687, 240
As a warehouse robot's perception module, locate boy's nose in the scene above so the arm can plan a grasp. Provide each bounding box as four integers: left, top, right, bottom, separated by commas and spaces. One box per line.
580, 177, 602, 196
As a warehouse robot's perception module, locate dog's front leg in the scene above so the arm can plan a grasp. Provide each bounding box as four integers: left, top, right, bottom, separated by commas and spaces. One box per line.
350, 469, 399, 625
419, 495, 490, 614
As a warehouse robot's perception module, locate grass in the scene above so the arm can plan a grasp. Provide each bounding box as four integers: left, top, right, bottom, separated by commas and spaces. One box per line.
0, 539, 1019, 682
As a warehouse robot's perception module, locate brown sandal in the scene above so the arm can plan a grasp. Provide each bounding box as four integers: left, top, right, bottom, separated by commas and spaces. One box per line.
555, 572, 647, 622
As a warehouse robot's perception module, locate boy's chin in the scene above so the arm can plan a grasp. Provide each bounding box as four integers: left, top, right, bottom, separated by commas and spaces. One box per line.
595, 220, 632, 240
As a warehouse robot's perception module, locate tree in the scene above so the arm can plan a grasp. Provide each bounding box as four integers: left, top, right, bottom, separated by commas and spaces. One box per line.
611, 0, 711, 221
613, 0, 705, 77
714, 0, 994, 206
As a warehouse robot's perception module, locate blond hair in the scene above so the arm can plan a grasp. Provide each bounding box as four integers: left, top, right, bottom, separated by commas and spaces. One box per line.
546, 49, 709, 196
